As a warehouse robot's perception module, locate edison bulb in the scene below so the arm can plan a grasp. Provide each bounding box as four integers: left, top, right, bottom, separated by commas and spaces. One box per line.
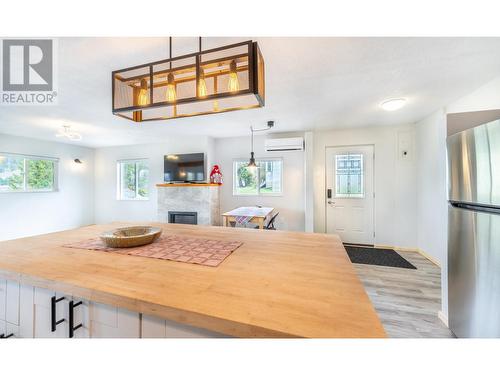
228, 60, 239, 92
198, 69, 208, 98
166, 73, 177, 102
137, 79, 149, 106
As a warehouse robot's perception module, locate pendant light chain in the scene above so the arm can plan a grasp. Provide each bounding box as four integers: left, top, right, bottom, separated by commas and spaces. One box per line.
169, 36, 172, 69
247, 121, 274, 168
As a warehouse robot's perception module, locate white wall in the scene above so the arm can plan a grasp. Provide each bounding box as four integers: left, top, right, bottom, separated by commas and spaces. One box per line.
313, 124, 417, 248
214, 133, 305, 232
93, 136, 214, 224
0, 133, 95, 241
415, 75, 500, 320
415, 110, 448, 265
446, 76, 500, 114
304, 132, 314, 232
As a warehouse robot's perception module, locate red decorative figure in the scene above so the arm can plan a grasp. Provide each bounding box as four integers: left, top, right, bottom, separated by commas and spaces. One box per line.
210, 165, 223, 184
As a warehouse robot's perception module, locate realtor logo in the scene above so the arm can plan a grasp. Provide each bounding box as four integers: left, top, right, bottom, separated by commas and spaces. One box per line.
1, 38, 57, 105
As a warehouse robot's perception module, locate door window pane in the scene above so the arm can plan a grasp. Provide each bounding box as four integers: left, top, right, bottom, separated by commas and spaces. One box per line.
335, 154, 364, 198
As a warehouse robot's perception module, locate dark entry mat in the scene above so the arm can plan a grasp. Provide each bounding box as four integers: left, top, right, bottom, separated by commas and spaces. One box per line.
344, 246, 417, 269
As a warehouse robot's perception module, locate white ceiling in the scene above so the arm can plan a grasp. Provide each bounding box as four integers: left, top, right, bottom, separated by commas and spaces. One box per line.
2, 37, 500, 148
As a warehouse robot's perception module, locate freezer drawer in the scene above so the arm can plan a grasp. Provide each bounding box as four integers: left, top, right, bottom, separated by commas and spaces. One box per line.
448, 204, 500, 337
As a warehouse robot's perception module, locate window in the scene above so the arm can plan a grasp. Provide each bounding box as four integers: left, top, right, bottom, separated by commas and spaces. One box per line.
233, 159, 282, 196
335, 154, 364, 198
117, 159, 149, 200
0, 153, 58, 193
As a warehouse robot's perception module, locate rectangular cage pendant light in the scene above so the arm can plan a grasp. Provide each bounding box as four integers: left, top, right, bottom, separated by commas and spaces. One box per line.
112, 40, 265, 122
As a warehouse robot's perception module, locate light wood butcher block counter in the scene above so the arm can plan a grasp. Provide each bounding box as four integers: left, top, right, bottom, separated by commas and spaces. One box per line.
0, 223, 385, 338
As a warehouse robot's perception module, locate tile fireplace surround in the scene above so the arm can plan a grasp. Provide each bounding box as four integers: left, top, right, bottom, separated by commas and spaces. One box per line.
157, 184, 220, 226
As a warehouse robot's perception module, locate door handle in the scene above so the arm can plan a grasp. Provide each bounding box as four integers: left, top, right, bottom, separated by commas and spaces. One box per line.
69, 300, 83, 338
0, 333, 14, 339
328, 201, 335, 205
51, 296, 65, 332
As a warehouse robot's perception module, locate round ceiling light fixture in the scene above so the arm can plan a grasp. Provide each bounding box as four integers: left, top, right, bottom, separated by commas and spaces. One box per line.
380, 98, 407, 111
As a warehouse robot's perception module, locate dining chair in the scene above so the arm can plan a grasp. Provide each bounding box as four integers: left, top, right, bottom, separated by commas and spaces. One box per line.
251, 211, 279, 230
265, 212, 279, 230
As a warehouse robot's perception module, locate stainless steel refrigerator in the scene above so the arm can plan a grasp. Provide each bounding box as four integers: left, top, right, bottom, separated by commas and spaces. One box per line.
447, 118, 500, 338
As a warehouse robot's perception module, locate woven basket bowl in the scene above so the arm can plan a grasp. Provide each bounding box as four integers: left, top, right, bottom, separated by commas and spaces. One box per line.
100, 226, 162, 248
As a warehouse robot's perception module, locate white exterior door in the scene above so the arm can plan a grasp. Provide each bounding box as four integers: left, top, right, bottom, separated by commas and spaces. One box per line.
326, 145, 374, 245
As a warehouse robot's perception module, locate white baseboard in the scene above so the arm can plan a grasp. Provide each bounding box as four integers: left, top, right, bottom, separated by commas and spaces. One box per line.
438, 310, 449, 327
373, 244, 441, 268
416, 248, 441, 268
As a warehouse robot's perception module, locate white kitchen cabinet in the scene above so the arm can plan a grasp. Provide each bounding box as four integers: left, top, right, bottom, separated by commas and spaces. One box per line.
32, 287, 137, 338
89, 302, 140, 338
0, 279, 6, 321
141, 314, 228, 338
0, 320, 19, 339
4, 280, 224, 338
0, 279, 19, 325
33, 287, 68, 338
0, 278, 33, 338
19, 284, 34, 338
32, 287, 89, 338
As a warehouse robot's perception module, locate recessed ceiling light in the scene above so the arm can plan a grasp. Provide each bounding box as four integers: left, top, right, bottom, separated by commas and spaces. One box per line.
380, 98, 406, 111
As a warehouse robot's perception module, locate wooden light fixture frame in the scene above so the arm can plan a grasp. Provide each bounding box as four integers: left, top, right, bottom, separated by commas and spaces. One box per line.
112, 40, 265, 122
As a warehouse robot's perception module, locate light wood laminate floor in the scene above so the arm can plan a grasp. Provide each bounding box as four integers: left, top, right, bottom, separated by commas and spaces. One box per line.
353, 250, 455, 338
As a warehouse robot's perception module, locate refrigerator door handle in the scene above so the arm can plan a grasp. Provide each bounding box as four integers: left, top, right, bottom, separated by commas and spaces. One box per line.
449, 200, 500, 215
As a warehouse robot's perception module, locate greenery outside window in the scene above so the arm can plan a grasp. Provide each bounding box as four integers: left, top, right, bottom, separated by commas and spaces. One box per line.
0, 153, 58, 193
233, 159, 283, 196
117, 159, 149, 200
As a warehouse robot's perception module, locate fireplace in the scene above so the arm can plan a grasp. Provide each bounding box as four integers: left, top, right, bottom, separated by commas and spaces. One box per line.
168, 211, 198, 225
157, 184, 220, 226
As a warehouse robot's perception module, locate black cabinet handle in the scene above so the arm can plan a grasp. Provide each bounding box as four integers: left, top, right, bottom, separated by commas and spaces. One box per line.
69, 300, 83, 338
51, 296, 65, 332
0, 333, 14, 339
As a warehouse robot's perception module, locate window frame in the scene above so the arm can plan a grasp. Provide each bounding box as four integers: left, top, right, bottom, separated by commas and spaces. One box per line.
116, 158, 150, 201
232, 157, 284, 197
0, 152, 59, 193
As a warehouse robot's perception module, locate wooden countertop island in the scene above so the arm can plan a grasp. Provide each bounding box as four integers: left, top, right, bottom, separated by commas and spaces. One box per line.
0, 223, 385, 338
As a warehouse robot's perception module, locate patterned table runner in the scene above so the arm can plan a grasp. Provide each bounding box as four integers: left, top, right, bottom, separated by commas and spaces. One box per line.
64, 235, 243, 267
234, 215, 254, 225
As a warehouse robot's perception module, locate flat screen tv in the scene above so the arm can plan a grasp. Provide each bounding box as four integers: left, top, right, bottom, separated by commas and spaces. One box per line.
164, 153, 205, 182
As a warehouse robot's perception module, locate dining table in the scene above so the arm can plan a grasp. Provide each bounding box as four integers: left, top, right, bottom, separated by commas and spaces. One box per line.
222, 206, 275, 229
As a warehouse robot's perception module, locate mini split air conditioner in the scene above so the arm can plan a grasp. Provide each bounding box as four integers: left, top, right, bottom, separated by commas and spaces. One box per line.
264, 137, 304, 152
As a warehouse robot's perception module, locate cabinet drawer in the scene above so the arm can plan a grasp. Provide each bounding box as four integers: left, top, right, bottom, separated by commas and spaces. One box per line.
0, 279, 5, 321
90, 302, 118, 327
90, 302, 140, 338
0, 279, 20, 325
141, 314, 229, 338
0, 319, 19, 339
